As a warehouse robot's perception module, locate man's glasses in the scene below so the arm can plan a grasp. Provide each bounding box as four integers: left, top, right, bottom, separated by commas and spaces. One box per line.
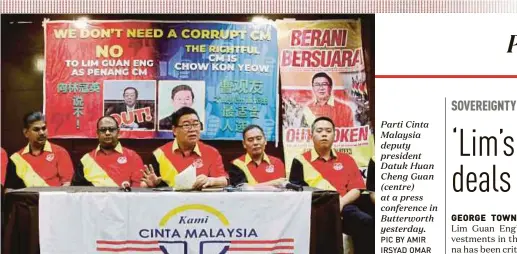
31, 126, 47, 132
176, 122, 203, 131
313, 82, 330, 87
98, 127, 119, 133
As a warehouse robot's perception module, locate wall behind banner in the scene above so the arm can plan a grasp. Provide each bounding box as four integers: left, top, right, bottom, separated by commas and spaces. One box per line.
1, 14, 374, 170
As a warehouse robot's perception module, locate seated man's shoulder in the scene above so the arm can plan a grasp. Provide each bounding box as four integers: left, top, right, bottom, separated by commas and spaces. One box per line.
336, 151, 357, 163
198, 142, 220, 154
291, 151, 310, 164
49, 142, 68, 152
80, 149, 96, 162
301, 150, 312, 157
10, 147, 23, 157
232, 154, 247, 164
122, 146, 140, 156
155, 141, 173, 152
268, 154, 284, 164
44, 142, 71, 158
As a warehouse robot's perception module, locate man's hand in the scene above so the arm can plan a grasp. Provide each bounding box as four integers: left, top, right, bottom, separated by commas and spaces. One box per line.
339, 189, 361, 210
141, 164, 162, 188
62, 182, 71, 187
192, 174, 209, 189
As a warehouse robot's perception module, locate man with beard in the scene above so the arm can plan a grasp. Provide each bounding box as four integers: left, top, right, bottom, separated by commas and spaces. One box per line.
142, 107, 228, 189
289, 116, 374, 254
5, 111, 74, 188
72, 116, 145, 187
228, 124, 285, 186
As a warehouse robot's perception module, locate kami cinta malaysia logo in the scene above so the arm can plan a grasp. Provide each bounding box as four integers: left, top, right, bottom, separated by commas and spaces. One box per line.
96, 204, 295, 253
140, 204, 259, 254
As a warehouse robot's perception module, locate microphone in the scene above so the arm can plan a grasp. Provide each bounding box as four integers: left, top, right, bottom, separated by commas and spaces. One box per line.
282, 182, 303, 191
121, 181, 132, 192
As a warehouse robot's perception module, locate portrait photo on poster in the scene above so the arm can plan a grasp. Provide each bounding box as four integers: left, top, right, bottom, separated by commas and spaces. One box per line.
157, 80, 206, 132
282, 71, 369, 129
103, 80, 157, 131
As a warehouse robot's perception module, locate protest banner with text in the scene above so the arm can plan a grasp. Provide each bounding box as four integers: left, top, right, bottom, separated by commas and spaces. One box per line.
44, 20, 279, 140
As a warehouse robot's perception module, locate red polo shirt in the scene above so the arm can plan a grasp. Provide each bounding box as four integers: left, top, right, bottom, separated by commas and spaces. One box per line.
152, 140, 228, 187
73, 143, 144, 187
229, 153, 285, 185
1, 148, 7, 185
304, 96, 354, 127
7, 142, 73, 187
289, 148, 365, 196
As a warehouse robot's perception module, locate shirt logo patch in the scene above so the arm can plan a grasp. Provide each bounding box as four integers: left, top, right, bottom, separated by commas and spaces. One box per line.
265, 165, 275, 173
46, 154, 55, 162
117, 156, 127, 164
333, 162, 343, 171
193, 158, 203, 168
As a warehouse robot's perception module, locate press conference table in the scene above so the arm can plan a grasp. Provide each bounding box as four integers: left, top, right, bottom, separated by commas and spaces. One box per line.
2, 187, 343, 254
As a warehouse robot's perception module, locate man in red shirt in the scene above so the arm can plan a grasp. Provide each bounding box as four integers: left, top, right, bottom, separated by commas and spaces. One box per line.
1, 148, 7, 185
302, 72, 354, 127
289, 116, 373, 254
5, 111, 74, 189
142, 107, 228, 189
229, 124, 285, 186
72, 116, 144, 187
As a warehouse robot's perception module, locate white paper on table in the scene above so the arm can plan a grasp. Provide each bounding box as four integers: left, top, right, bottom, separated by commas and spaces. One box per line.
174, 163, 196, 190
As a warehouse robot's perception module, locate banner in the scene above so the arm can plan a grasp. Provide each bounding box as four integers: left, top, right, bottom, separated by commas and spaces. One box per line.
39, 191, 311, 254
44, 20, 279, 140
276, 19, 374, 174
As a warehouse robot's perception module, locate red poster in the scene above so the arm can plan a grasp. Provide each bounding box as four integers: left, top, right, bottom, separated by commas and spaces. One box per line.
44, 21, 157, 138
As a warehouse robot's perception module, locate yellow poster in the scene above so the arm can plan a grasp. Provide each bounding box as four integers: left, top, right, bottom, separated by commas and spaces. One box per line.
276, 19, 374, 175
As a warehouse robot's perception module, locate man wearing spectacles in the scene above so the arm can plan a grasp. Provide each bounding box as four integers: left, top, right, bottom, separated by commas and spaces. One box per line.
5, 111, 74, 189
228, 124, 286, 187
105, 86, 155, 130
142, 107, 228, 189
302, 72, 354, 127
72, 116, 145, 187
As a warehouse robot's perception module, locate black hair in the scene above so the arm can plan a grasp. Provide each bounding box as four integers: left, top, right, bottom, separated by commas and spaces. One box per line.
311, 116, 335, 133
171, 85, 194, 100
311, 72, 333, 87
96, 115, 119, 129
242, 124, 265, 140
123, 87, 138, 99
23, 111, 45, 129
171, 107, 200, 127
